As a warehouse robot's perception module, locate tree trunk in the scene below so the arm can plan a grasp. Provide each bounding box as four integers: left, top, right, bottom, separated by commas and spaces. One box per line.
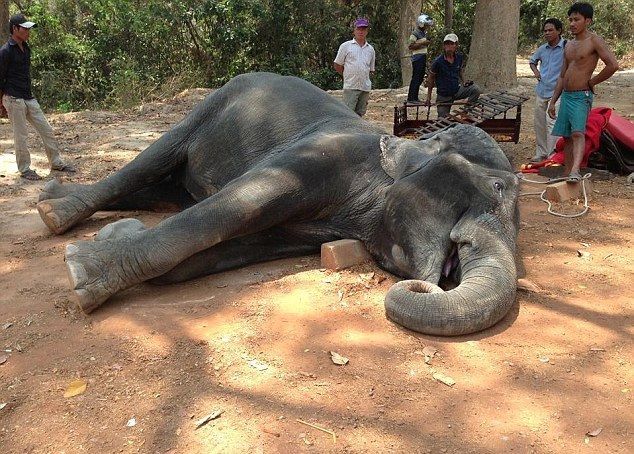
0, 0, 9, 44
444, 0, 453, 33
465, 0, 520, 90
398, 0, 422, 87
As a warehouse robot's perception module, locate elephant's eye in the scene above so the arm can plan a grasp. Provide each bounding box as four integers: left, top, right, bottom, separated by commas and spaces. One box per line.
493, 181, 504, 195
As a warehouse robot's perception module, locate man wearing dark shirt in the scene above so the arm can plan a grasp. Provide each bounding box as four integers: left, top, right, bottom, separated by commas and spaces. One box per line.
424, 33, 481, 118
0, 13, 74, 180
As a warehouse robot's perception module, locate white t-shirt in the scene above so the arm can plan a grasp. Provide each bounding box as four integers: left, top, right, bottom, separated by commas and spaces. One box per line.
334, 39, 376, 91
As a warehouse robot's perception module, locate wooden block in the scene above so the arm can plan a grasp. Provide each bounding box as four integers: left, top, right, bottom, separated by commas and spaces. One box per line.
321, 239, 370, 270
544, 179, 593, 202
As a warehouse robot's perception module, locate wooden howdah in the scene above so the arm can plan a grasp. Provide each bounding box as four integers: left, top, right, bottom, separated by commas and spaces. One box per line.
393, 91, 529, 143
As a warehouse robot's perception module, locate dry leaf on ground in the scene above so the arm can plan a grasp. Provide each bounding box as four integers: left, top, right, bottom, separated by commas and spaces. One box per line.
586, 428, 602, 437
422, 346, 438, 364
517, 278, 541, 293
330, 351, 349, 365
63, 378, 87, 398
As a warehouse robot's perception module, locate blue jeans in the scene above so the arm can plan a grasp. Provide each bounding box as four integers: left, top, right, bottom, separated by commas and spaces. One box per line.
407, 55, 427, 102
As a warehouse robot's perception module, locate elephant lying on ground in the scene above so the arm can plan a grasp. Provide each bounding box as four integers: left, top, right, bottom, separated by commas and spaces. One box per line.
37, 72, 520, 336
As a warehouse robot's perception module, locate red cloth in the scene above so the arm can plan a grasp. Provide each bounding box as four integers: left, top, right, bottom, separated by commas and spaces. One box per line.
605, 111, 634, 150
550, 107, 612, 167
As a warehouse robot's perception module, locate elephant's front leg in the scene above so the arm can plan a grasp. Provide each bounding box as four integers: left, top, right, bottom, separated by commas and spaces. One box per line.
64, 169, 311, 312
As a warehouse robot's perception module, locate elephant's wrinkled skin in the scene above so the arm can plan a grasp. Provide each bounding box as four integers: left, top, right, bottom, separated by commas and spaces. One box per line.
37, 72, 520, 336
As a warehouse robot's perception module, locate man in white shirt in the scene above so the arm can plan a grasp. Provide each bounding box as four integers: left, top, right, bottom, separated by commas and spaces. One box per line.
333, 18, 376, 117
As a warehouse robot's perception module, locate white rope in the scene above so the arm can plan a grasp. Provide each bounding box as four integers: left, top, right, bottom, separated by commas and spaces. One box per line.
516, 172, 592, 218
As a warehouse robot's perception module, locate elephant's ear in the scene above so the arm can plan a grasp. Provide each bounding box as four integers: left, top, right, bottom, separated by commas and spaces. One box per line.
379, 134, 442, 179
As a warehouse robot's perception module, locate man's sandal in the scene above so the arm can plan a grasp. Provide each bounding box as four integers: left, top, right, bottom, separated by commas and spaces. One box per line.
51, 163, 76, 173
21, 169, 42, 181
566, 171, 582, 183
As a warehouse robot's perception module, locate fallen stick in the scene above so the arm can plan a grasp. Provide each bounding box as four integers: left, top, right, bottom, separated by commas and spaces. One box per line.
296, 418, 336, 442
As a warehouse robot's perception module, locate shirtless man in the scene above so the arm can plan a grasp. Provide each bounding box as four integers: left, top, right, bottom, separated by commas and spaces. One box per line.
548, 2, 618, 181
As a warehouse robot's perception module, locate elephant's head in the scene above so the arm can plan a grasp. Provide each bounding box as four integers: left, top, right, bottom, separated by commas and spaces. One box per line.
374, 125, 519, 336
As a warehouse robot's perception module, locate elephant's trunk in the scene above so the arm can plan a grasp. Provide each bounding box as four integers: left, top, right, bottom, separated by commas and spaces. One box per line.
384, 220, 517, 336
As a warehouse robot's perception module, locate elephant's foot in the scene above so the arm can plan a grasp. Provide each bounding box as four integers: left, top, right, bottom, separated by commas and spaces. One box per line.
37, 194, 96, 235
95, 218, 147, 241
38, 179, 86, 203
65, 237, 140, 313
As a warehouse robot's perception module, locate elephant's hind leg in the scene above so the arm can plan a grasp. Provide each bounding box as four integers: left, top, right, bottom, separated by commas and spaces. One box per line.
37, 172, 195, 235
37, 125, 191, 234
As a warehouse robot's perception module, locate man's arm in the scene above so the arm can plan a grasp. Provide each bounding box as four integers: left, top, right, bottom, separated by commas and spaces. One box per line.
424, 71, 436, 105
589, 34, 619, 91
408, 38, 429, 51
529, 62, 541, 81
548, 56, 568, 118
333, 43, 346, 76
529, 47, 542, 81
0, 47, 9, 90
458, 54, 469, 85
0, 48, 9, 117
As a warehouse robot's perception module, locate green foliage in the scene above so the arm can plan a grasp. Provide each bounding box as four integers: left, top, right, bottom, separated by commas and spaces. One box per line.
519, 0, 634, 53
519, 0, 550, 49
8, 0, 633, 111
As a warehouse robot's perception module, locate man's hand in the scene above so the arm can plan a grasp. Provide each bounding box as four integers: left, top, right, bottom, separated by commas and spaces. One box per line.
547, 102, 556, 119
423, 99, 431, 106
588, 80, 595, 94
0, 91, 6, 119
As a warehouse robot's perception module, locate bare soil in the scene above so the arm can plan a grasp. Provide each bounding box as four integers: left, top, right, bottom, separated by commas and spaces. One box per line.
0, 61, 632, 453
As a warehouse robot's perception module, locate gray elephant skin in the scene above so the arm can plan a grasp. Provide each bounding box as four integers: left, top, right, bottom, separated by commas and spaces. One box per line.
37, 72, 520, 336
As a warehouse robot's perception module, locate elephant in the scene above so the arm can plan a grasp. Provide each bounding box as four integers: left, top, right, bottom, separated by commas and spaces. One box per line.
36, 72, 520, 336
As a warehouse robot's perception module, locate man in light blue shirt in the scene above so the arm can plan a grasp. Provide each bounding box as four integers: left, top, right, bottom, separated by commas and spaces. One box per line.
529, 18, 566, 162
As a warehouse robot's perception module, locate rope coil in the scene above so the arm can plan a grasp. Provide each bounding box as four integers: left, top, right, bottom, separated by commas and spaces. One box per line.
517, 172, 592, 218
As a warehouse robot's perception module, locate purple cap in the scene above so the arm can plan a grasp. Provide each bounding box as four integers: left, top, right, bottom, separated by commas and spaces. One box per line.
354, 18, 369, 28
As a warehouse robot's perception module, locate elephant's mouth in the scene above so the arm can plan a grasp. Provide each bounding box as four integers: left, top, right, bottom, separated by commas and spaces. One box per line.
438, 242, 460, 290
442, 243, 459, 278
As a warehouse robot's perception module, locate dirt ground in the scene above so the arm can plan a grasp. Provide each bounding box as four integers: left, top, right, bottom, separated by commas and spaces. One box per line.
0, 60, 632, 454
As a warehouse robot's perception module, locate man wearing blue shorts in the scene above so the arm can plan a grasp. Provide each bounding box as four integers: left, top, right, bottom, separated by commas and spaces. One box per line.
549, 3, 618, 181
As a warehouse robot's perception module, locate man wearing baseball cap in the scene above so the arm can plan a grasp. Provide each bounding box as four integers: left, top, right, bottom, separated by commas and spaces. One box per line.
0, 13, 75, 180
333, 18, 376, 117
425, 33, 481, 118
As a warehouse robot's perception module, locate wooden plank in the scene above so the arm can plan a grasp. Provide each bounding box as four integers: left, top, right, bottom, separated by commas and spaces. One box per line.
466, 104, 499, 118
495, 93, 528, 105
477, 98, 509, 111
